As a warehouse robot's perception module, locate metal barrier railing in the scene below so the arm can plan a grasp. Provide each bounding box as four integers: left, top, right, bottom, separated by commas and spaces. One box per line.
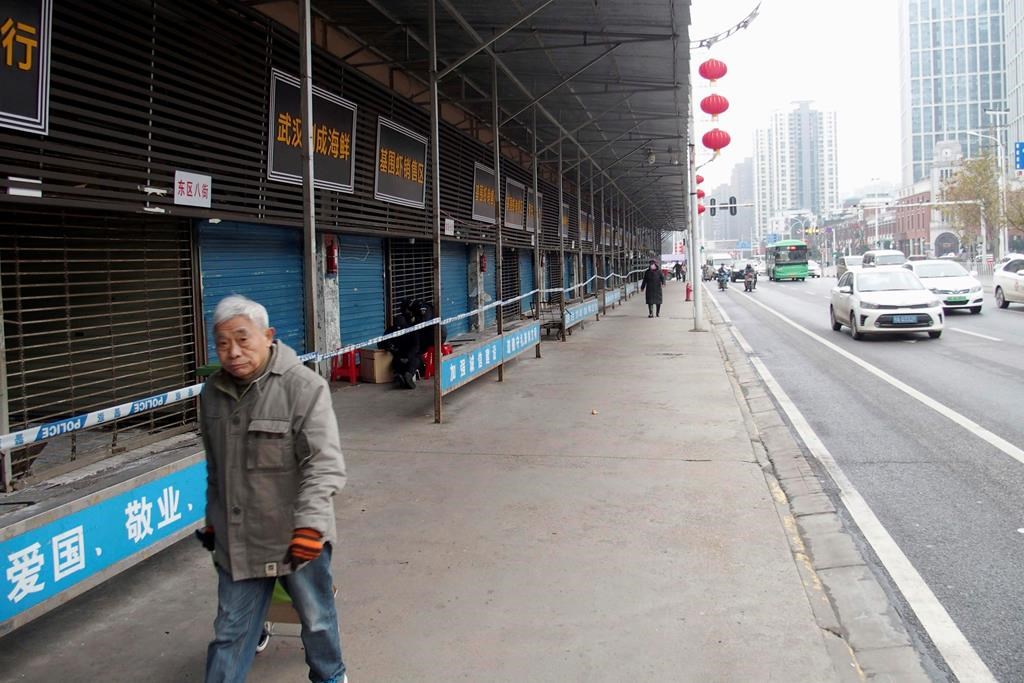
0, 269, 649, 489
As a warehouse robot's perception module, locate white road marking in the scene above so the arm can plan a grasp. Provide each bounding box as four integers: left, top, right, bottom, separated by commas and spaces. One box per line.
949, 327, 1002, 342
710, 291, 999, 682
748, 353, 997, 683
737, 293, 1024, 468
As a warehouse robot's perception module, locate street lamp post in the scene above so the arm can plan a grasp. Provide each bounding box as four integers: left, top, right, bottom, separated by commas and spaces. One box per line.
966, 129, 1007, 260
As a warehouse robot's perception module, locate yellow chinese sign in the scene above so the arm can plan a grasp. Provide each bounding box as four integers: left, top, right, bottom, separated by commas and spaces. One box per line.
472, 163, 496, 224
268, 69, 357, 193
1, 0, 51, 135
374, 117, 427, 209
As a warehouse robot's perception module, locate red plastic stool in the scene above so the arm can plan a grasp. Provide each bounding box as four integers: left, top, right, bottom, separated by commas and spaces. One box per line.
330, 351, 358, 384
420, 343, 453, 380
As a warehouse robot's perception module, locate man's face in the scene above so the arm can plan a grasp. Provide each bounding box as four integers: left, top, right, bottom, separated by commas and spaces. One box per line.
214, 315, 275, 380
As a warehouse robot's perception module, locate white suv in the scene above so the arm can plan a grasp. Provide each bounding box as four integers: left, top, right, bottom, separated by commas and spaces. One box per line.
994, 256, 1024, 309
861, 249, 907, 269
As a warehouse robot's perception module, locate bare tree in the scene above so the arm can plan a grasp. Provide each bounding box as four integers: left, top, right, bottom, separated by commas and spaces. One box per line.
941, 152, 998, 254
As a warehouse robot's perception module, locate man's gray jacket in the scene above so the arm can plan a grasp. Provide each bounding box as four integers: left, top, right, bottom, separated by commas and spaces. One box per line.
201, 341, 346, 580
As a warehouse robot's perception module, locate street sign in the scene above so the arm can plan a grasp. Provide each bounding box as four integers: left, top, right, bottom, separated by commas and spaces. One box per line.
1016, 141, 1024, 171
737, 240, 751, 249
766, 233, 779, 245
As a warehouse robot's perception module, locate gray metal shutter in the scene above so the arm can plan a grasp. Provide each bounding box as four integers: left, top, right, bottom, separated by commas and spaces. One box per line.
388, 239, 432, 319
198, 221, 305, 360
501, 247, 521, 321
483, 245, 497, 329
1, 210, 196, 479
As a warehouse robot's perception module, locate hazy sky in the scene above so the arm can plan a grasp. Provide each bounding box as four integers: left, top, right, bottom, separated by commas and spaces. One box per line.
689, 0, 902, 196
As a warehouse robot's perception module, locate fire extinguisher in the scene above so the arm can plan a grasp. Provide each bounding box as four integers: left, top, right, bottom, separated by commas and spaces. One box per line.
480, 251, 487, 273
325, 236, 338, 275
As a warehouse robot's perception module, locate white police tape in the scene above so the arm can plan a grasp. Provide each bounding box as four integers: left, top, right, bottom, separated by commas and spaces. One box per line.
0, 383, 206, 452
0, 273, 651, 452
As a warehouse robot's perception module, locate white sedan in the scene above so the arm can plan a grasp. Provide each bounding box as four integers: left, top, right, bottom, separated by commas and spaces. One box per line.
830, 269, 944, 340
902, 260, 983, 314
808, 260, 822, 278
994, 255, 1024, 309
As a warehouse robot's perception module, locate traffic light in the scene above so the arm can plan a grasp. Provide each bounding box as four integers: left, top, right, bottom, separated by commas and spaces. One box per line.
709, 198, 717, 216
729, 196, 737, 216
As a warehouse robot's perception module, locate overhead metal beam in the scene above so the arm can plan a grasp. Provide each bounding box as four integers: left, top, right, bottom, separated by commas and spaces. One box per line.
419, 0, 658, 222
437, 0, 556, 81
563, 122, 643, 172
501, 43, 622, 125
495, 35, 673, 55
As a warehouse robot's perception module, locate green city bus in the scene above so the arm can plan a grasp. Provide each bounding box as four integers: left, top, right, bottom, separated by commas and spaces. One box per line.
766, 239, 809, 281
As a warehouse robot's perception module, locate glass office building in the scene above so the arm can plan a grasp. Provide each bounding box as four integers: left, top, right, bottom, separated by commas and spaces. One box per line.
899, 0, 1008, 185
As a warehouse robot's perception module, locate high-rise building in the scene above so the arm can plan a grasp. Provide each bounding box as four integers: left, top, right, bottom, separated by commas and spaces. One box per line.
753, 102, 840, 245
899, 0, 1008, 185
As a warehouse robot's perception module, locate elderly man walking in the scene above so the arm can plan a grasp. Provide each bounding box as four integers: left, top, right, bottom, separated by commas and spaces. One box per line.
198, 295, 347, 683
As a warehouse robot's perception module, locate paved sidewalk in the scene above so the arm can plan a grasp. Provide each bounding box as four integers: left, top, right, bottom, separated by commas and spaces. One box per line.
1, 284, 857, 682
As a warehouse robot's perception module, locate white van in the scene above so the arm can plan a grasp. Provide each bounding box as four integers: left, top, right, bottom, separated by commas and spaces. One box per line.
861, 249, 906, 269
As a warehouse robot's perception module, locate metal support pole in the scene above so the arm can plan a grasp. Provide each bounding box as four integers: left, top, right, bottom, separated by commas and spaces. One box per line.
558, 141, 566, 336
492, 55, 505, 380
532, 105, 542, 358
298, 0, 319, 360
575, 147, 582, 307
598, 184, 605, 310
428, 0, 444, 423
589, 161, 596, 313
0, 257, 10, 492
688, 142, 705, 331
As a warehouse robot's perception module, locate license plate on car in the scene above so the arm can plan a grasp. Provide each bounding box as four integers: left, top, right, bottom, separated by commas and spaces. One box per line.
946, 297, 967, 303
893, 315, 918, 324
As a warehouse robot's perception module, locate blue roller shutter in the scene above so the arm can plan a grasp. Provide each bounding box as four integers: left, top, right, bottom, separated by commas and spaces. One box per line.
199, 221, 305, 361
483, 245, 497, 329
585, 255, 595, 294
338, 235, 385, 349
564, 254, 573, 293
441, 241, 470, 336
519, 249, 534, 311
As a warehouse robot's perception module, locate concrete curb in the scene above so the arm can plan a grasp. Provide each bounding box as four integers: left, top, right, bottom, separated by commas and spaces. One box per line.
703, 291, 935, 682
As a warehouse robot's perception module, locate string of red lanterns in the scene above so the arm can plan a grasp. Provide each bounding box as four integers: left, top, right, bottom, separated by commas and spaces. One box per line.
698, 58, 731, 157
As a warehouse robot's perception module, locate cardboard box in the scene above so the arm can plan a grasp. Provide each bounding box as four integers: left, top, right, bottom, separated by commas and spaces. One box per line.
359, 348, 393, 383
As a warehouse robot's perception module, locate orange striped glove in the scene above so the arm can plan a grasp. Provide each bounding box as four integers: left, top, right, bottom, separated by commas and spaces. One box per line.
286, 527, 323, 568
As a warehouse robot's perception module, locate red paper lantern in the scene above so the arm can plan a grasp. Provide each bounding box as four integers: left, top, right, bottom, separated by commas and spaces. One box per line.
698, 58, 728, 82
695, 174, 704, 184
697, 203, 706, 214
696, 188, 706, 199
700, 93, 729, 118
702, 128, 731, 153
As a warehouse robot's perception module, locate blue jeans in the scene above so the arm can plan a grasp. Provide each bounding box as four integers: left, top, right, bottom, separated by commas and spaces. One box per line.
205, 545, 345, 683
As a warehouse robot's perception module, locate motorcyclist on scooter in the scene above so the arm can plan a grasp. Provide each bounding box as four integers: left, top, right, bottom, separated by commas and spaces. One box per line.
743, 263, 756, 291
716, 265, 729, 290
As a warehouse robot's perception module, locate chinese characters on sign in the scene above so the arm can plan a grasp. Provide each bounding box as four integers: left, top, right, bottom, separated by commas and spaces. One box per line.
2, 466, 203, 629
374, 117, 428, 209
0, 0, 52, 134
471, 163, 496, 224
504, 179, 525, 229
439, 323, 540, 394
526, 188, 542, 233
268, 69, 357, 193
173, 171, 212, 208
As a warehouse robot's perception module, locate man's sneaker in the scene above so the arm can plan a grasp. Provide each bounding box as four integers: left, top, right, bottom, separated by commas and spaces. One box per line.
405, 371, 416, 389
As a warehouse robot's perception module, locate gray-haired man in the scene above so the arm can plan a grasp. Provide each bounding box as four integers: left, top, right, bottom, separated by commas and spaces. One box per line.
199, 295, 347, 683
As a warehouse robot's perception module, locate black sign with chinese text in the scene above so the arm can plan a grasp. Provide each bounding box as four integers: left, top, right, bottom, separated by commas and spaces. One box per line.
0, 0, 51, 134
526, 188, 542, 233
472, 163, 496, 224
268, 69, 357, 193
504, 179, 525, 229
374, 117, 427, 208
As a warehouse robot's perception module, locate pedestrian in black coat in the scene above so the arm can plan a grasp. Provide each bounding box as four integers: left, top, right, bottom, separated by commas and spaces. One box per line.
640, 260, 665, 317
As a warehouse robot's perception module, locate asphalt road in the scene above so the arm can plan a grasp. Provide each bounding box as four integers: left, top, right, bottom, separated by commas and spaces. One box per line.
713, 275, 1024, 683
